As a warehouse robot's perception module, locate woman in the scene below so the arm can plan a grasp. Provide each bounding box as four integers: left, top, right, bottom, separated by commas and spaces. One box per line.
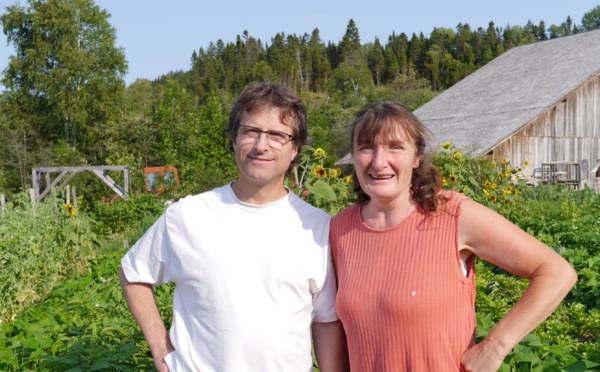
330, 101, 577, 371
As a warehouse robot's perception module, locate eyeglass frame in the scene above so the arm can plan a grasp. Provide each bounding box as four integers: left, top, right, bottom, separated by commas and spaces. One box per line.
236, 125, 295, 148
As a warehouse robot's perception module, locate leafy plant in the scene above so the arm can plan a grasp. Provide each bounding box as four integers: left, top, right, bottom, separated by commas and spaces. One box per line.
287, 146, 354, 216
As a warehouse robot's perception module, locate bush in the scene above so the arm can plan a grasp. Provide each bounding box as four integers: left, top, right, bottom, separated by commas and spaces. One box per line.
89, 193, 165, 238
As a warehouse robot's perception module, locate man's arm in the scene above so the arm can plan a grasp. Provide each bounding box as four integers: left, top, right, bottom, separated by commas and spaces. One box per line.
119, 267, 174, 372
312, 320, 349, 372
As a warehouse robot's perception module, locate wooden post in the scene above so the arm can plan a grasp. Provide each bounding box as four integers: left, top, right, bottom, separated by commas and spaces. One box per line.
1, 193, 5, 216
123, 239, 129, 250
29, 188, 36, 216
66, 185, 70, 205
72, 186, 77, 208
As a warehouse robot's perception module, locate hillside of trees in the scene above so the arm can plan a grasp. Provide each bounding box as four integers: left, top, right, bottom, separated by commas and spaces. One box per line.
1, 0, 600, 207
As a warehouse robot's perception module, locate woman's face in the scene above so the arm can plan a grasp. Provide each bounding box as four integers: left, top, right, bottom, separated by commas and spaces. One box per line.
352, 122, 420, 205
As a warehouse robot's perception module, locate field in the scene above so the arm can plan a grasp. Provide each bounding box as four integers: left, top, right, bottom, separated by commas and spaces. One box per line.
1, 167, 599, 370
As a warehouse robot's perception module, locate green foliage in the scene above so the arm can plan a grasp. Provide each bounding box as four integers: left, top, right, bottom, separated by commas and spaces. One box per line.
582, 5, 600, 31
287, 146, 354, 216
0, 251, 164, 371
89, 193, 165, 238
1, 0, 127, 153
475, 262, 600, 370
0, 192, 98, 323
434, 142, 530, 219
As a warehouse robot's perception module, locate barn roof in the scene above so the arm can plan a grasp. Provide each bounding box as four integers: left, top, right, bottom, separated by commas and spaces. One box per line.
414, 29, 600, 156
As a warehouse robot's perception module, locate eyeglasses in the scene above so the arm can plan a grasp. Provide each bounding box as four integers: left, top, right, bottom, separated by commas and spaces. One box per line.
237, 125, 294, 149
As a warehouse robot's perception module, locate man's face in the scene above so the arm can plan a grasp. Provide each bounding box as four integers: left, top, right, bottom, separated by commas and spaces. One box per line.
232, 107, 298, 191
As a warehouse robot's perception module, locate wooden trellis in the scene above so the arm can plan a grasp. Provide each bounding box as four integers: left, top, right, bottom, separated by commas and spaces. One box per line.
31, 166, 131, 202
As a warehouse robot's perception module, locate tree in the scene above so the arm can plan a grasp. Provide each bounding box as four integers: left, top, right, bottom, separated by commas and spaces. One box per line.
308, 28, 331, 92
1, 0, 127, 161
338, 19, 362, 66
367, 38, 385, 85
581, 5, 600, 31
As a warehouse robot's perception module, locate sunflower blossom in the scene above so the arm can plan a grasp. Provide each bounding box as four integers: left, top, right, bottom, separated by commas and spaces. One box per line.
313, 148, 326, 159
64, 203, 76, 217
313, 165, 327, 178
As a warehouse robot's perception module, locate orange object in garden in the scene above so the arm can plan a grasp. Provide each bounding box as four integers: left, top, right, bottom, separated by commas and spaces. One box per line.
144, 166, 180, 193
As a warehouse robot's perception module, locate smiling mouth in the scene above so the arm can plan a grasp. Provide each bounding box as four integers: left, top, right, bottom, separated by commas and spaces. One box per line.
249, 155, 271, 162
369, 174, 394, 180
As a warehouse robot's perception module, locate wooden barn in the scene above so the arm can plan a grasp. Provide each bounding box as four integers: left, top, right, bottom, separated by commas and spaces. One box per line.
414, 29, 600, 190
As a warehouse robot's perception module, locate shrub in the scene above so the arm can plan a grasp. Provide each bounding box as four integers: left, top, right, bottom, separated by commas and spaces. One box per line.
90, 193, 165, 238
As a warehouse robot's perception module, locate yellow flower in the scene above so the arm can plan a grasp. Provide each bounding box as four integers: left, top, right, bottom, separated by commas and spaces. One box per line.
501, 158, 508, 164
453, 151, 462, 160
313, 165, 327, 178
523, 161, 529, 167
505, 170, 511, 178
344, 176, 353, 184
517, 167, 522, 173
64, 203, 76, 217
491, 183, 497, 189
503, 186, 512, 195
329, 168, 341, 178
484, 180, 492, 188
490, 195, 498, 202
442, 178, 448, 186
449, 174, 458, 183
483, 189, 489, 195
313, 148, 326, 159
443, 142, 452, 151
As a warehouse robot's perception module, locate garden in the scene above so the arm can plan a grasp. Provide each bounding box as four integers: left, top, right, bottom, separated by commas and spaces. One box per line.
0, 145, 599, 371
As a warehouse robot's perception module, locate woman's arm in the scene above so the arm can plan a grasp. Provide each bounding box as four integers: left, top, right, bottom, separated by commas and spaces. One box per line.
458, 200, 577, 371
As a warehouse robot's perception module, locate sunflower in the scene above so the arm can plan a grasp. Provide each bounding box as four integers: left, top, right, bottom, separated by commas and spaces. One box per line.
313, 165, 327, 178
313, 148, 326, 159
442, 178, 448, 186
64, 203, 76, 217
483, 189, 489, 195
449, 174, 458, 183
344, 176, 353, 184
484, 180, 492, 188
490, 195, 498, 202
453, 151, 462, 160
501, 158, 508, 164
523, 160, 529, 167
443, 141, 452, 151
491, 183, 497, 189
505, 170, 511, 178
329, 168, 341, 178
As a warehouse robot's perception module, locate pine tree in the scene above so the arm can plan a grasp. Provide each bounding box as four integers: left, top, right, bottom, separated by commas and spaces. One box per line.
338, 19, 362, 66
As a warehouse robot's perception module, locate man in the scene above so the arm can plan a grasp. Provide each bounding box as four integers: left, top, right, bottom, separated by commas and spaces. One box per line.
119, 82, 347, 371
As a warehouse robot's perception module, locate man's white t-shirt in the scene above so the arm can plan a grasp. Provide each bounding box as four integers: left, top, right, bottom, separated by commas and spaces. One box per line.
121, 184, 337, 371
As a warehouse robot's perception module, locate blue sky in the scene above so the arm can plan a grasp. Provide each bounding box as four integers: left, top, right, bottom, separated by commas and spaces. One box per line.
0, 0, 598, 87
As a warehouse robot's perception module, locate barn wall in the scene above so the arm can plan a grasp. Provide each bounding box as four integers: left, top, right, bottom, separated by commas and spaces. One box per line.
492, 73, 600, 189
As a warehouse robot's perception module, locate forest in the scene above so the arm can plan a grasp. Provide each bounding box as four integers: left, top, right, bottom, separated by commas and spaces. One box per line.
1, 0, 600, 370
1, 0, 599, 200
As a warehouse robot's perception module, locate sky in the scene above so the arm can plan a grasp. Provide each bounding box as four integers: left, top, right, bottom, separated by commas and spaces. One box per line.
0, 0, 599, 88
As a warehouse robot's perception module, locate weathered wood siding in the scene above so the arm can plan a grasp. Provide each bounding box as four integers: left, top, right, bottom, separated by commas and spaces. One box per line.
492, 73, 600, 189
